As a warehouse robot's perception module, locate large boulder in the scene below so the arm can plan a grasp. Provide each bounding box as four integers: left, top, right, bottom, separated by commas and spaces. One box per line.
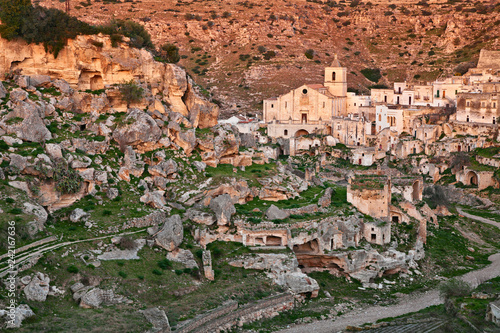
4, 304, 35, 328
118, 146, 144, 182
186, 209, 216, 226
209, 194, 236, 226
166, 248, 198, 269
112, 109, 161, 151
265, 204, 289, 220
148, 159, 178, 178
23, 202, 47, 235
24, 272, 50, 302
70, 208, 88, 223
154, 214, 183, 251
140, 191, 167, 209
141, 307, 171, 333
284, 272, 320, 297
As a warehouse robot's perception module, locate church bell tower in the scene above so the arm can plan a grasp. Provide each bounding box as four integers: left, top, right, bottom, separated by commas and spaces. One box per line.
324, 54, 347, 97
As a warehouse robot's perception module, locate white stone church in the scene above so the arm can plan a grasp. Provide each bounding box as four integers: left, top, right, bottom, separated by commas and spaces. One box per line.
263, 55, 350, 138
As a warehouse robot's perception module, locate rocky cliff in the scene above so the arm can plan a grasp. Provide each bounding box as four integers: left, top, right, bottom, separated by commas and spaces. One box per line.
0, 35, 219, 128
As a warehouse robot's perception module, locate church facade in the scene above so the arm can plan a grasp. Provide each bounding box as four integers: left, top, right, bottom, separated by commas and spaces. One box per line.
263, 56, 348, 138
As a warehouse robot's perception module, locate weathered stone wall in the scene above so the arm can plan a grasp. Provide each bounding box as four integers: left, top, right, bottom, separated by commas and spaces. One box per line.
347, 183, 391, 220
175, 301, 238, 333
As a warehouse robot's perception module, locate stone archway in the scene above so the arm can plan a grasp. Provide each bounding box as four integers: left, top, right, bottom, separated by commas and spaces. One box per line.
412, 180, 420, 201
295, 129, 309, 137
466, 170, 478, 186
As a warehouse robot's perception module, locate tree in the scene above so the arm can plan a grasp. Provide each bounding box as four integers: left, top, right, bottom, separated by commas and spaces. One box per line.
158, 43, 180, 63
119, 80, 144, 107
0, 0, 32, 40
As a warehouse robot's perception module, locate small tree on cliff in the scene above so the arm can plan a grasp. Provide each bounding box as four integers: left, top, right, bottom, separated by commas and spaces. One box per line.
158, 43, 180, 63
119, 80, 144, 108
0, 0, 32, 40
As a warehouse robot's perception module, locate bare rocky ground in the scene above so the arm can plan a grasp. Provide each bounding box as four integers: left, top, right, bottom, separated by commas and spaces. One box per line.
39, 0, 500, 116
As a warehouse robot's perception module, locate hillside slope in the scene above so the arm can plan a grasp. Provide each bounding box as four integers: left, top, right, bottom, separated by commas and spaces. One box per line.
38, 0, 500, 116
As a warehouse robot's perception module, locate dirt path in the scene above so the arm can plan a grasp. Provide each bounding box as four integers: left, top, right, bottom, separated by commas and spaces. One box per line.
277, 252, 500, 333
457, 207, 500, 229
0, 229, 148, 278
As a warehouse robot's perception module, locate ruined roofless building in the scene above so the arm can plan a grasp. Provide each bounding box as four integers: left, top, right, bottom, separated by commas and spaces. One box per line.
263, 55, 348, 138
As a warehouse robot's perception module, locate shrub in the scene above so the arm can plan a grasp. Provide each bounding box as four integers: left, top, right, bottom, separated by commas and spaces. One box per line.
118, 236, 136, 250
157, 258, 172, 270
158, 43, 180, 63
67, 265, 79, 274
9, 208, 23, 215
439, 279, 472, 314
174, 269, 183, 275
0, 2, 153, 57
152, 269, 163, 275
257, 45, 267, 53
195, 249, 204, 259
118, 271, 127, 278
119, 80, 144, 107
102, 19, 154, 49
360, 68, 382, 82
304, 49, 315, 59
53, 158, 82, 194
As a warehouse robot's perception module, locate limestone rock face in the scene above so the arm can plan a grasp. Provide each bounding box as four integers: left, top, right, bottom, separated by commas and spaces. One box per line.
80, 288, 105, 308
184, 77, 219, 128
113, 109, 161, 151
24, 272, 50, 302
0, 36, 218, 129
154, 214, 183, 251
141, 307, 171, 333
209, 194, 236, 226
229, 253, 319, 297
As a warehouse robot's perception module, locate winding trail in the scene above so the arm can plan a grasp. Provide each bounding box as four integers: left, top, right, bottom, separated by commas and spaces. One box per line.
456, 207, 500, 229
278, 253, 500, 333
0, 228, 148, 278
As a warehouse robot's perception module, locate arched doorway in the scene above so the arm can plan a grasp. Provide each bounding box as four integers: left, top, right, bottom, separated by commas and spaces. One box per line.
466, 171, 478, 186
90, 75, 104, 91
295, 129, 309, 137
412, 181, 420, 201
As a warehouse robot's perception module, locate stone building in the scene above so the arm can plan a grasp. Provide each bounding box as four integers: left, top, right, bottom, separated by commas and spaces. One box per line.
264, 55, 348, 138
456, 92, 499, 124
486, 299, 500, 326
347, 175, 391, 220
391, 177, 423, 203
455, 166, 497, 191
